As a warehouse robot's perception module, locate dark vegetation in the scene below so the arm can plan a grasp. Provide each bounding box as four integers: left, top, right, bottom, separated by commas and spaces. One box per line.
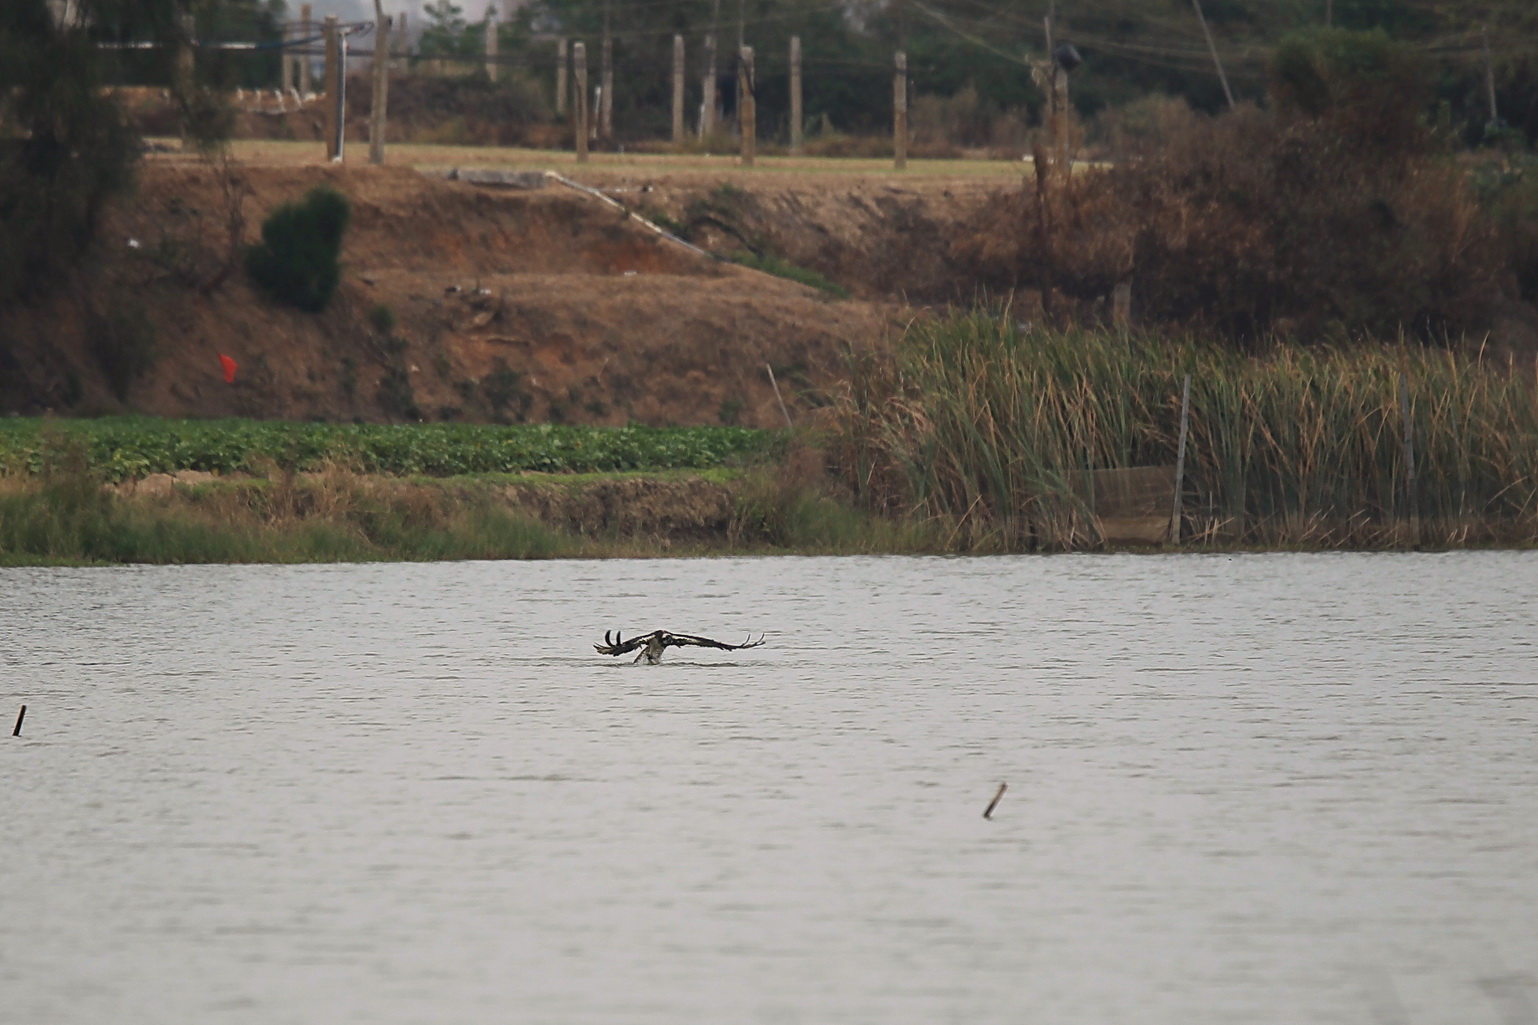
827, 315, 1538, 550
0, 418, 781, 481
957, 27, 1523, 345
244, 186, 351, 313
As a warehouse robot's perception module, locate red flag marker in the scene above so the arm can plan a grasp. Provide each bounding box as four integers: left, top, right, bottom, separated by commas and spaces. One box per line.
219, 354, 238, 383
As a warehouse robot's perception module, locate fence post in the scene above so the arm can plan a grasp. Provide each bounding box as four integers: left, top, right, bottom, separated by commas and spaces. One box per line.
738, 46, 755, 166
672, 35, 686, 144
893, 50, 907, 170
556, 38, 568, 115
394, 9, 407, 71
790, 36, 803, 155
300, 3, 313, 95
323, 15, 342, 161
1169, 373, 1192, 543
369, 2, 390, 165
701, 33, 717, 135
484, 9, 498, 82
600, 11, 613, 141
573, 42, 589, 162
281, 18, 294, 94
1399, 370, 1420, 545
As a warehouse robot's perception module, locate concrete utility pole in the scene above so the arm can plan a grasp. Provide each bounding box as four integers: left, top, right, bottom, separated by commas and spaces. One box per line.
281, 18, 294, 93
702, 0, 721, 135
556, 38, 568, 115
672, 35, 686, 144
370, 1, 390, 164
395, 10, 407, 70
738, 46, 755, 165
323, 15, 343, 160
600, 0, 613, 140
573, 41, 589, 162
893, 50, 907, 169
790, 35, 802, 154
484, 7, 498, 81
300, 3, 313, 95
1483, 25, 1499, 125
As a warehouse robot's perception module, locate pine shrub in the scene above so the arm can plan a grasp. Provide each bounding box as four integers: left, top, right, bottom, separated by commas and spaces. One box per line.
245, 187, 351, 312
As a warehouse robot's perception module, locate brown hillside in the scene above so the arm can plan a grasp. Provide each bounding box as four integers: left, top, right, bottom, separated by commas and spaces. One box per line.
0, 157, 903, 426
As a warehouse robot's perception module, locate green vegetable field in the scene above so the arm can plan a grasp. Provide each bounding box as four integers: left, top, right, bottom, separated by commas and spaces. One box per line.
0, 418, 782, 482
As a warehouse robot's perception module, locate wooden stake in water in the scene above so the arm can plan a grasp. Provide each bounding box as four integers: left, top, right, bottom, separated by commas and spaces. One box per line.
12, 705, 25, 737
983, 782, 1007, 819
1170, 373, 1192, 543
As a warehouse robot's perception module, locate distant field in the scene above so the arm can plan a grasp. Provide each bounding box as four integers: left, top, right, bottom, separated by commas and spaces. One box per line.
0, 418, 780, 482
153, 138, 1033, 184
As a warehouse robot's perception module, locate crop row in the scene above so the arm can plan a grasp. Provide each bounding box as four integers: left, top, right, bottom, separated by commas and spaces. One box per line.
0, 418, 781, 482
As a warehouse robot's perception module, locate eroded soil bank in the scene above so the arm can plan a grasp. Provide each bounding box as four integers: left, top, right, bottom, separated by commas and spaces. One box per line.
0, 150, 1002, 427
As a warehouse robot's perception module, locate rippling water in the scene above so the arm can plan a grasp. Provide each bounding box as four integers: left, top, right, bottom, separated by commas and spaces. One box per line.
3, 553, 1536, 1025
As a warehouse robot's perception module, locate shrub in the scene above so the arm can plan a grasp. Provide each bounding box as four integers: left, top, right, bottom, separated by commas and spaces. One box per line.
955, 29, 1504, 344
245, 186, 351, 312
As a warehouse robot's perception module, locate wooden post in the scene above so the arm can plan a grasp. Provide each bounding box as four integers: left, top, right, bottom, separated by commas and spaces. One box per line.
702, 31, 718, 135
394, 10, 407, 70
1112, 281, 1132, 330
281, 18, 294, 94
484, 9, 498, 82
893, 51, 908, 170
1169, 373, 1192, 543
1482, 26, 1499, 125
738, 46, 755, 166
1191, 0, 1236, 112
11, 705, 24, 738
983, 783, 1006, 819
323, 15, 343, 161
790, 36, 803, 154
672, 35, 686, 144
573, 42, 589, 162
600, 37, 613, 140
1399, 370, 1420, 545
556, 38, 568, 115
369, 2, 390, 165
300, 3, 313, 95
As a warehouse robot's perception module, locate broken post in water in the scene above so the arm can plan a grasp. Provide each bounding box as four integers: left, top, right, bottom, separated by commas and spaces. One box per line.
983, 783, 1007, 819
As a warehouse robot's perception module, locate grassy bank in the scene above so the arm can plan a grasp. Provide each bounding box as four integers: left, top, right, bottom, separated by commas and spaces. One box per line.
828, 316, 1538, 549
0, 445, 919, 565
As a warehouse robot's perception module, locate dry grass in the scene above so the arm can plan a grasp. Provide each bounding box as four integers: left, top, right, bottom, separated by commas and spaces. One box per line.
147, 138, 1032, 186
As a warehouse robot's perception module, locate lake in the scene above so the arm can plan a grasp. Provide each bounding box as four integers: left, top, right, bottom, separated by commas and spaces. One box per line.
2, 553, 1535, 1024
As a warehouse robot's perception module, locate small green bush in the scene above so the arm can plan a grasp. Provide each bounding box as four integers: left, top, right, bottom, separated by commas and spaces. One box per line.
245, 186, 351, 312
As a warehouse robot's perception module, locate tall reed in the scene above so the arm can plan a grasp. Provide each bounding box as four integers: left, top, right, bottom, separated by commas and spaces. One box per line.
827, 315, 1538, 548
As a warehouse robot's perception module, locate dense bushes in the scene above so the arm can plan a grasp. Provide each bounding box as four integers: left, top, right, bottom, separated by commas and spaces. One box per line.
245, 186, 351, 312
0, 1, 139, 308
828, 315, 1538, 549
956, 28, 1507, 344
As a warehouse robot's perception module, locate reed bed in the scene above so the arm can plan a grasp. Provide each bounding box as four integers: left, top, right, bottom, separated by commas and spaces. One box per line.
827, 314, 1538, 549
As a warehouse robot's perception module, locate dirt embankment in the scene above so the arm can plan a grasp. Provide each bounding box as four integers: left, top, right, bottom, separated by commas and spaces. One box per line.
2, 155, 1000, 426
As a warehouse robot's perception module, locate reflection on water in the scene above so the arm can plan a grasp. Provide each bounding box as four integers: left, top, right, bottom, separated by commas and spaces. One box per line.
2, 553, 1535, 1025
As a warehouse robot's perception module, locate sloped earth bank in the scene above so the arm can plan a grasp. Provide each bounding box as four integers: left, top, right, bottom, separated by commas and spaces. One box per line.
0, 158, 955, 426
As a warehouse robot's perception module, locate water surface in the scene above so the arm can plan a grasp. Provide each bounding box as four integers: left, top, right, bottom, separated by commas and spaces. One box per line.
3, 553, 1535, 1024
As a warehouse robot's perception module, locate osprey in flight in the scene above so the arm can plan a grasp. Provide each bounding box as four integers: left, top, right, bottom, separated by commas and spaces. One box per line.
594, 629, 766, 665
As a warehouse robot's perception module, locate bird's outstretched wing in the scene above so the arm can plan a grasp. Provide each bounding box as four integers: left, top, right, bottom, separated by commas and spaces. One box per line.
667, 633, 766, 651
594, 629, 653, 656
